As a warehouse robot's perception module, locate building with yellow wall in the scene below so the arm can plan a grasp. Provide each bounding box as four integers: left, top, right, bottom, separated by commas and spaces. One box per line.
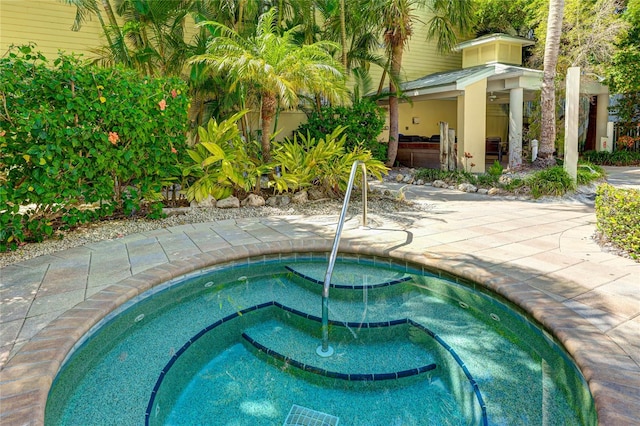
3, 2, 579, 172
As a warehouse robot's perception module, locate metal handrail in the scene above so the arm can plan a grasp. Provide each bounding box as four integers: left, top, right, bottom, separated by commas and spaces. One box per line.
317, 160, 368, 357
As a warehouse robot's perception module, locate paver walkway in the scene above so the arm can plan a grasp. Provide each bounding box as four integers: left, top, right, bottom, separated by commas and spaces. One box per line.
1, 167, 639, 425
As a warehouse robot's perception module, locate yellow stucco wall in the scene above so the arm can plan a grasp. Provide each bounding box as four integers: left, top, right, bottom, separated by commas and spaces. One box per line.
0, 0, 105, 59
244, 110, 307, 142
0, 0, 199, 60
273, 111, 307, 141
398, 100, 458, 138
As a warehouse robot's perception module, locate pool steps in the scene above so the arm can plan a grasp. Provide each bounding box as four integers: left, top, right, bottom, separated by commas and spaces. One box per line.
241, 318, 438, 381
146, 300, 488, 425
285, 264, 412, 289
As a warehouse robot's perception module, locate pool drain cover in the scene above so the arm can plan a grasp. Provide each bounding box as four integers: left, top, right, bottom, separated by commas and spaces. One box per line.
283, 404, 339, 426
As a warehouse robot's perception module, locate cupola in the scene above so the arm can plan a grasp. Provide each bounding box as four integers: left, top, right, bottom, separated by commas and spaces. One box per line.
455, 33, 534, 68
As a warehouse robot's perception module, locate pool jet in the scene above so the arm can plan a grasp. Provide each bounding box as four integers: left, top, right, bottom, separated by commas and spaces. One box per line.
317, 161, 368, 358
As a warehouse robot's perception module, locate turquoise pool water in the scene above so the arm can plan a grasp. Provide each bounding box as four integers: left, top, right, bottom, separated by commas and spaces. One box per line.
46, 255, 596, 425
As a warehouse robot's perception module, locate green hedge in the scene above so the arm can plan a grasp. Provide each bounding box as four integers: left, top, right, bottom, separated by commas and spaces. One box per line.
595, 184, 640, 259
0, 45, 189, 250
582, 150, 640, 166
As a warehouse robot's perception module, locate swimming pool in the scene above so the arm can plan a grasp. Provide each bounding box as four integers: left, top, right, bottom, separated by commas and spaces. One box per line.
46, 255, 596, 425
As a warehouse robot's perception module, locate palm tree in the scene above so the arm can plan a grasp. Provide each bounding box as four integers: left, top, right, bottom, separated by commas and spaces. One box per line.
365, 0, 474, 166
539, 0, 565, 165
318, 0, 386, 74
191, 7, 348, 161
59, 0, 132, 66
117, 0, 220, 77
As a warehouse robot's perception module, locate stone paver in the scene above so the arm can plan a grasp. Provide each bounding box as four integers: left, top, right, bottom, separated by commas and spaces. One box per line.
0, 167, 639, 425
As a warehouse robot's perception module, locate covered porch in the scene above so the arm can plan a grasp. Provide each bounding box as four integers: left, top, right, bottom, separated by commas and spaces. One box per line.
380, 34, 613, 172
381, 61, 543, 173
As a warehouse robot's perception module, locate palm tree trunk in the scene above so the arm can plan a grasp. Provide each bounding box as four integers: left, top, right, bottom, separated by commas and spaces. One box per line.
94, 11, 117, 55
386, 42, 403, 167
339, 0, 348, 69
539, 0, 565, 164
100, 0, 118, 28
261, 93, 277, 162
100, 0, 132, 67
237, 0, 246, 33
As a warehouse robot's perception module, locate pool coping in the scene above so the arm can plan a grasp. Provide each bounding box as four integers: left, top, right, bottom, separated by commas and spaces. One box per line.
1, 238, 638, 425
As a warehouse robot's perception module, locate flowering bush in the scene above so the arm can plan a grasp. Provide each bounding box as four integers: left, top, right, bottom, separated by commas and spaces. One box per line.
0, 45, 189, 250
617, 135, 638, 150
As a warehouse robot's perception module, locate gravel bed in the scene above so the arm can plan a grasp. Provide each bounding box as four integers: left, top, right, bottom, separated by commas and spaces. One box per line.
0, 194, 426, 268
2, 168, 633, 267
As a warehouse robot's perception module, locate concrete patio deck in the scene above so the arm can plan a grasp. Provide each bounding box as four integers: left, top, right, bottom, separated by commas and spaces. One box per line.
1, 167, 639, 425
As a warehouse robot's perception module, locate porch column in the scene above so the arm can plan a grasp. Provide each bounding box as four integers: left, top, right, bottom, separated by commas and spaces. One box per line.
508, 87, 524, 168
457, 94, 465, 170
596, 91, 610, 149
460, 79, 487, 173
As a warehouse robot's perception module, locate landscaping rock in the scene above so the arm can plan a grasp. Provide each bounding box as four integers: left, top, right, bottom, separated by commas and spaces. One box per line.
308, 187, 326, 201
190, 195, 216, 208
292, 190, 308, 204
216, 195, 240, 209
416, 179, 424, 185
458, 183, 477, 193
163, 207, 189, 216
279, 195, 291, 206
266, 195, 291, 207
395, 174, 404, 182
266, 196, 278, 207
432, 180, 448, 188
477, 188, 489, 195
402, 175, 414, 184
241, 194, 265, 207
488, 187, 501, 196
498, 175, 512, 185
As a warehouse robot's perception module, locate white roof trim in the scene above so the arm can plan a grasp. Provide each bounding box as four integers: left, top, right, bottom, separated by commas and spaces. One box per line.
454, 33, 535, 52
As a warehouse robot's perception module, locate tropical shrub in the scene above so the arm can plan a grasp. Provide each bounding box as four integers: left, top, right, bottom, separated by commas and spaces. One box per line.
487, 160, 504, 177
0, 45, 189, 250
596, 184, 640, 259
475, 173, 500, 187
296, 100, 387, 161
183, 110, 271, 202
271, 127, 388, 195
526, 166, 576, 198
